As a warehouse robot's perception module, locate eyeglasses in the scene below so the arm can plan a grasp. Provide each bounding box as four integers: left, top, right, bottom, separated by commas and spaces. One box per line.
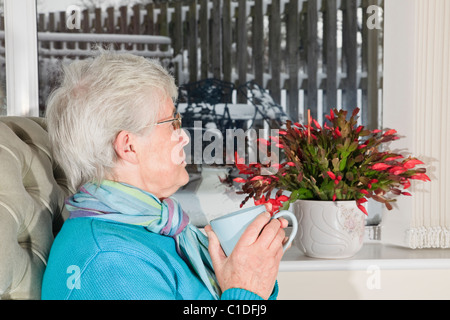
149, 112, 182, 131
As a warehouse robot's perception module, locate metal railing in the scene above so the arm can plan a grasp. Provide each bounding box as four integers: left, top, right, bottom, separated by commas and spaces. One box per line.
0, 31, 172, 58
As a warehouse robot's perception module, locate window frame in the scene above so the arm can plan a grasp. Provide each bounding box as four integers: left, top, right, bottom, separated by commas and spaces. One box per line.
4, 0, 39, 116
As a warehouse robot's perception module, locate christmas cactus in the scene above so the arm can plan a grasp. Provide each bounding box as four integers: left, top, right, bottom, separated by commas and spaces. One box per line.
231, 108, 430, 215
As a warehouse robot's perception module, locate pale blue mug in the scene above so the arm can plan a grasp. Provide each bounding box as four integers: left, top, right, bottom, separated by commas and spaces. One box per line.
210, 205, 298, 256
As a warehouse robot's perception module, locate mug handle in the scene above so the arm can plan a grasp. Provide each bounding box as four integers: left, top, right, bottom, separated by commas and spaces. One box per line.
272, 210, 298, 253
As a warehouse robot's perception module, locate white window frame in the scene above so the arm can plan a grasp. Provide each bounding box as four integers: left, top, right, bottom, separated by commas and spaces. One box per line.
4, 0, 39, 116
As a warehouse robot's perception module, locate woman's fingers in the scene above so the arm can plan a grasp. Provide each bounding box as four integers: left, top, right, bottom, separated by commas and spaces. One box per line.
278, 217, 289, 229
257, 218, 282, 249
204, 225, 226, 266
264, 202, 273, 214
268, 227, 286, 252
237, 212, 271, 247
238, 214, 288, 250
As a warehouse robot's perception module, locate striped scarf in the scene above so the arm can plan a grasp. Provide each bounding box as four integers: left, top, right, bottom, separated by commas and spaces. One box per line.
65, 180, 221, 299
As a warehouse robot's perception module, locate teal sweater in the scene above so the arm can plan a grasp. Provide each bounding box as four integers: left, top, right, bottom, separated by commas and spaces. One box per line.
41, 218, 278, 300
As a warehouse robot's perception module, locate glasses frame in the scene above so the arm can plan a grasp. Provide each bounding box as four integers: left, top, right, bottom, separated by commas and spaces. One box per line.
148, 112, 182, 131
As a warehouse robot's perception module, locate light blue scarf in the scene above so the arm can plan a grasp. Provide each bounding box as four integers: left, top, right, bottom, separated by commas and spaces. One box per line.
65, 180, 221, 299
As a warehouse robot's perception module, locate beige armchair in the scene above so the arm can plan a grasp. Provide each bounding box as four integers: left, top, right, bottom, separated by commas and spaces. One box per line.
0, 117, 72, 299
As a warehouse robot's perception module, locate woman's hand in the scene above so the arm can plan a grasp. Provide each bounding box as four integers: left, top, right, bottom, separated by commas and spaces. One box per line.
204, 204, 288, 300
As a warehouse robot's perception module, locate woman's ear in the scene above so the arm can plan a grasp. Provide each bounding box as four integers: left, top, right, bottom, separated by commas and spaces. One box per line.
113, 130, 139, 164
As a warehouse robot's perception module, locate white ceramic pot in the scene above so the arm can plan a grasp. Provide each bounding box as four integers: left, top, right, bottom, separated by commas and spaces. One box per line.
292, 200, 366, 259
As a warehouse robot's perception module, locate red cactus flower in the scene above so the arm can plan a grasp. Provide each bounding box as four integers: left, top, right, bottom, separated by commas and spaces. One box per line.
257, 138, 271, 146
383, 129, 397, 136
276, 195, 290, 202
312, 119, 322, 130
255, 195, 290, 214
334, 127, 342, 137
371, 163, 391, 171
235, 152, 252, 174
358, 144, 367, 150
357, 204, 368, 215
327, 171, 336, 180
271, 163, 282, 169
388, 166, 408, 175
357, 198, 368, 204
367, 179, 378, 189
403, 159, 425, 169
325, 109, 335, 122
401, 179, 411, 189
269, 135, 279, 142
254, 196, 266, 206
385, 155, 404, 161
410, 173, 431, 181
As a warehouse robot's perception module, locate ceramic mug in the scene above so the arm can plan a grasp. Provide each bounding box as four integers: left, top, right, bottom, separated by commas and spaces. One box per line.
210, 205, 298, 256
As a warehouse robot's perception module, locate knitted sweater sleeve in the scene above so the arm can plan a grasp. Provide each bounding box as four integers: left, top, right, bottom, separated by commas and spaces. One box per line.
220, 281, 279, 300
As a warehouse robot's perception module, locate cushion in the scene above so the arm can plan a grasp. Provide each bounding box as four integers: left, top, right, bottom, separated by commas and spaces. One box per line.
0, 117, 72, 299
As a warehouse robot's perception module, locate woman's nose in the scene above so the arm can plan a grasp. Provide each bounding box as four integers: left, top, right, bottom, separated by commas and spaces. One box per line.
179, 128, 190, 147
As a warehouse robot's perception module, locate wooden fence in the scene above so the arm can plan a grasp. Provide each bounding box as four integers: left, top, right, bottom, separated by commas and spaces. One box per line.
35, 0, 383, 128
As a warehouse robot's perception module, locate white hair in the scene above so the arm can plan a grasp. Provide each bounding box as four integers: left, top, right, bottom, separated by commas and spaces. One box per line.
46, 51, 178, 191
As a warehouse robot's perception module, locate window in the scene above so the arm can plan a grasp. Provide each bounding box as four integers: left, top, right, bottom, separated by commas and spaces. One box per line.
37, 0, 172, 116
35, 1, 384, 125
2, 0, 384, 232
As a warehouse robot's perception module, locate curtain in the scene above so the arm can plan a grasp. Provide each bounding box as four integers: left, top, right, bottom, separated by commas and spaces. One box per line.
406, 0, 450, 249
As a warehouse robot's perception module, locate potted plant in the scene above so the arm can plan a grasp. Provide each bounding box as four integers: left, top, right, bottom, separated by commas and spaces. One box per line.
230, 108, 430, 258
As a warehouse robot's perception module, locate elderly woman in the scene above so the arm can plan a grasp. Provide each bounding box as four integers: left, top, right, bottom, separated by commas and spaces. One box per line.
41, 51, 288, 300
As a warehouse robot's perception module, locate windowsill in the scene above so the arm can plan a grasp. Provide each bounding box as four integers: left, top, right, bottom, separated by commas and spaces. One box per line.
280, 239, 450, 272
